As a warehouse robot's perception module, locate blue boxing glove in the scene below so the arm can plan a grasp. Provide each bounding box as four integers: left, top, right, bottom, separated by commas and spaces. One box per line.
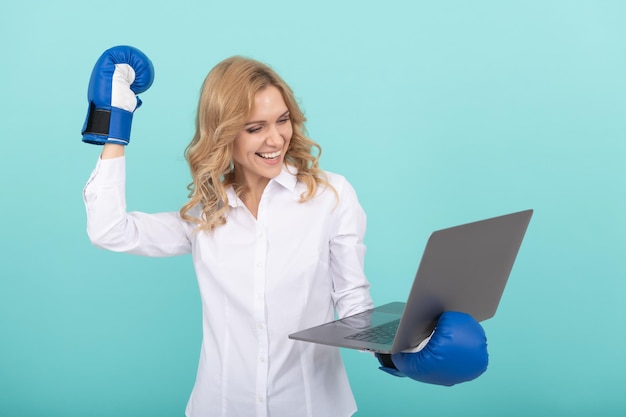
81, 45, 154, 145
377, 312, 488, 386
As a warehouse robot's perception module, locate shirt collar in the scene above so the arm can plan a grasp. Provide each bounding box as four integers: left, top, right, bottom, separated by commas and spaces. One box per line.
225, 164, 298, 208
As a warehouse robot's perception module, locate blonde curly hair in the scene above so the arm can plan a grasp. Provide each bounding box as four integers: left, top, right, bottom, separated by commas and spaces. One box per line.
180, 56, 334, 231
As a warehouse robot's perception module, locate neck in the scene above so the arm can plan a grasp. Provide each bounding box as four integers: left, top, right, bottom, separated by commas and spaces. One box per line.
242, 187, 263, 218
236, 177, 270, 219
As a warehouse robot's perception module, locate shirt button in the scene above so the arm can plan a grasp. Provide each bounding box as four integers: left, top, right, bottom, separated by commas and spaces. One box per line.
257, 323, 264, 330
258, 396, 264, 403
259, 356, 265, 363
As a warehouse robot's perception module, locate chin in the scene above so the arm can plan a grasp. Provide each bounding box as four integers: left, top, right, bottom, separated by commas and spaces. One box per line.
266, 166, 283, 178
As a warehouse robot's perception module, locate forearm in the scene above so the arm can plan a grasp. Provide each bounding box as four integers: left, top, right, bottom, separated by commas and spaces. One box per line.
101, 143, 125, 159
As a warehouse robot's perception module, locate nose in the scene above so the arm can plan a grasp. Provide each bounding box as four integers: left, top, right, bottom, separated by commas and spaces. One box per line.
265, 123, 283, 146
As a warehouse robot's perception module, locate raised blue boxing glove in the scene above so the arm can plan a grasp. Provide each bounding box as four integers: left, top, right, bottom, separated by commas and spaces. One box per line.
81, 45, 154, 145
377, 311, 488, 386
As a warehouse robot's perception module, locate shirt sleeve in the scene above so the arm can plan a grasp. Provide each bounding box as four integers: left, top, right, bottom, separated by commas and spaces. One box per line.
82, 156, 192, 257
328, 175, 375, 318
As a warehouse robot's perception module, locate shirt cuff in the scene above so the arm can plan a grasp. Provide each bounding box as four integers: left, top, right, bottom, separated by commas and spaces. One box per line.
90, 155, 126, 185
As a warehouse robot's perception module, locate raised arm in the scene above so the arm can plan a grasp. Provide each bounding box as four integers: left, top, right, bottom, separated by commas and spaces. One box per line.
81, 46, 191, 258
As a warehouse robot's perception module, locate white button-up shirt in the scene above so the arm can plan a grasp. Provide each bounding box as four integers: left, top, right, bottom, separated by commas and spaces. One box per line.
83, 157, 374, 417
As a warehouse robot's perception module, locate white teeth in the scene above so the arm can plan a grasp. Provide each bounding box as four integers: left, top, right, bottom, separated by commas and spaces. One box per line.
257, 151, 281, 159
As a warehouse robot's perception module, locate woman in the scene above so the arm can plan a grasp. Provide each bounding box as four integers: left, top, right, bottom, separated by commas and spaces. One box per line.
82, 46, 487, 417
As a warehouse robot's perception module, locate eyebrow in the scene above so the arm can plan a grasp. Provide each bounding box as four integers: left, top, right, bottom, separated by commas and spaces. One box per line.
244, 110, 290, 126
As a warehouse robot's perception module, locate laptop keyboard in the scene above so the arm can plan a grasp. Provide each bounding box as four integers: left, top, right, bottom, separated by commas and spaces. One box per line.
345, 319, 400, 344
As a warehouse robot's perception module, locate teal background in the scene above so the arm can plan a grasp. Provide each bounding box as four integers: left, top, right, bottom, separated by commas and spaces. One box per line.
1, 0, 625, 416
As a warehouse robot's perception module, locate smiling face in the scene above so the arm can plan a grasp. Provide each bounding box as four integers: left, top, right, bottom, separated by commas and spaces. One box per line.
232, 85, 293, 192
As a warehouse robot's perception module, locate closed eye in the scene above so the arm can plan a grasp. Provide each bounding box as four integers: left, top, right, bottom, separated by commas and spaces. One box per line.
246, 126, 263, 134
277, 111, 290, 124
244, 111, 290, 133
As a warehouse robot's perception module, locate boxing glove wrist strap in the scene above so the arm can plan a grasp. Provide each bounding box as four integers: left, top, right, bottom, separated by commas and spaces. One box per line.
82, 104, 133, 145
377, 353, 398, 370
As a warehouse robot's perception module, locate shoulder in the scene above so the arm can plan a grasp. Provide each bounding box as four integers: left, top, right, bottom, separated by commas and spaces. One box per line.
321, 170, 357, 197
285, 164, 360, 203
323, 170, 345, 184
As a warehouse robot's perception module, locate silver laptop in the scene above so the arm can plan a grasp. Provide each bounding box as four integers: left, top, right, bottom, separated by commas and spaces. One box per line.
289, 209, 533, 354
